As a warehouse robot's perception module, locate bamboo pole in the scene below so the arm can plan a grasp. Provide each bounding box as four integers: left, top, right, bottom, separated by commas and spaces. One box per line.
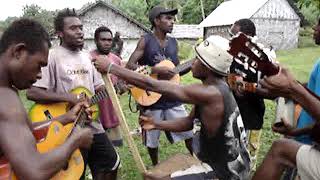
102, 74, 147, 173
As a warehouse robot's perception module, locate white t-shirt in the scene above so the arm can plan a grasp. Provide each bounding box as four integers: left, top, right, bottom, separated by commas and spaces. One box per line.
33, 46, 105, 134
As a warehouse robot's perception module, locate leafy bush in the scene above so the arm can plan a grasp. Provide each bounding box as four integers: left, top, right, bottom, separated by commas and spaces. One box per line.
178, 41, 196, 61
298, 27, 317, 48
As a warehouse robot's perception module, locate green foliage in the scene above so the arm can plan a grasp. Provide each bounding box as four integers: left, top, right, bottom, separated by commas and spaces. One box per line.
178, 41, 195, 61
181, 0, 223, 24
22, 4, 56, 35
112, 0, 151, 26
110, 0, 224, 26
0, 4, 55, 35
298, 27, 317, 48
300, 4, 320, 25
297, 0, 320, 10
0, 17, 18, 31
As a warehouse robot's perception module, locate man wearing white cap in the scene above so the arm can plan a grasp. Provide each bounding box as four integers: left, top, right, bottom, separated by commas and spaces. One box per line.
93, 36, 250, 179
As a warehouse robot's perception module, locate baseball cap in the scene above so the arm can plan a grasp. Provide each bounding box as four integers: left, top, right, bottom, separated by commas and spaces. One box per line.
195, 35, 233, 76
149, 6, 178, 25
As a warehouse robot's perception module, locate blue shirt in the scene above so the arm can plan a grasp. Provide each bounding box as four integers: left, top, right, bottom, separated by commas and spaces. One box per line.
138, 33, 181, 109
296, 58, 320, 144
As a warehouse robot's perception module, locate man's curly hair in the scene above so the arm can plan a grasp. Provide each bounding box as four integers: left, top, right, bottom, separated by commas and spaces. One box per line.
0, 18, 51, 55
54, 8, 78, 33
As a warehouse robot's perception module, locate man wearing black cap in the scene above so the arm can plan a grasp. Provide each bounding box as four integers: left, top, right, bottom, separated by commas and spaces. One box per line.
125, 6, 193, 166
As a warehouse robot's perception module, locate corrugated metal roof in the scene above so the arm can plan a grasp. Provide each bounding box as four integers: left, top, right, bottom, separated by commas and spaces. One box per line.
169, 24, 203, 39
199, 0, 269, 27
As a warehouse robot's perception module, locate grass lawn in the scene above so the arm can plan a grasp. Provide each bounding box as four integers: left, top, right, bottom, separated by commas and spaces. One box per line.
19, 46, 320, 179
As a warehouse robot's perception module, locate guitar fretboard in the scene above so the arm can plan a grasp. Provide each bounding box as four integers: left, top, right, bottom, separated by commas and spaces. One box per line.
172, 59, 195, 74
89, 89, 109, 105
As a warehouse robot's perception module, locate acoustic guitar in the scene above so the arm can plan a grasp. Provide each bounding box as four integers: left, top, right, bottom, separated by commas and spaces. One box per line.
0, 99, 94, 180
130, 59, 195, 106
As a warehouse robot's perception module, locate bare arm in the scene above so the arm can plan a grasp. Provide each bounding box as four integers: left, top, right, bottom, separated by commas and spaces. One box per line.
109, 64, 215, 105
27, 86, 78, 104
272, 119, 314, 137
31, 101, 92, 129
258, 67, 320, 121
255, 90, 278, 100
125, 36, 145, 70
140, 107, 195, 132
0, 88, 91, 180
94, 49, 216, 105
140, 95, 224, 137
290, 125, 314, 136
156, 116, 193, 132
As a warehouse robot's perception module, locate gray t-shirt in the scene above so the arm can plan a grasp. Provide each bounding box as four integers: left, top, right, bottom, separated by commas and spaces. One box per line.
33, 46, 105, 134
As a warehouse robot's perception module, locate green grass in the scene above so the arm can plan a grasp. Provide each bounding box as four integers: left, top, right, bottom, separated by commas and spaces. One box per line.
19, 46, 320, 179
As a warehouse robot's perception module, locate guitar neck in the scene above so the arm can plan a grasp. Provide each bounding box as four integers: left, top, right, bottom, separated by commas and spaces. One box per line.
89, 88, 109, 105
172, 59, 195, 74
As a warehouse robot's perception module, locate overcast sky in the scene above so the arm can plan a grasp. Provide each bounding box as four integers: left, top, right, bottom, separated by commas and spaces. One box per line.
0, 0, 96, 20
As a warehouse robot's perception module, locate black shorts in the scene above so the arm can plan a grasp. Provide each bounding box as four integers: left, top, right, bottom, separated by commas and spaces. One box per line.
81, 133, 120, 177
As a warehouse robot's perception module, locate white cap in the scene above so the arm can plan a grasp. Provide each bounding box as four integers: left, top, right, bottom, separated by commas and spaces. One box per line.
195, 35, 233, 76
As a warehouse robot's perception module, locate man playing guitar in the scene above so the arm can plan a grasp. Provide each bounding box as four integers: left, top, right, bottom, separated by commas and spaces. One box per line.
125, 6, 193, 166
26, 9, 119, 180
0, 19, 93, 179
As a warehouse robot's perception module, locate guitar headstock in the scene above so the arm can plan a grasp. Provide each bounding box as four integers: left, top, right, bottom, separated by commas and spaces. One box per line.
228, 33, 279, 77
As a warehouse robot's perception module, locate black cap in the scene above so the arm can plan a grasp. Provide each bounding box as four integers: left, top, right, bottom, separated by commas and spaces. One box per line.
149, 6, 178, 25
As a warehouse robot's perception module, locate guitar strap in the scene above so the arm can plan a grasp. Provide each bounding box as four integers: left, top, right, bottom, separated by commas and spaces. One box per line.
128, 92, 139, 113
